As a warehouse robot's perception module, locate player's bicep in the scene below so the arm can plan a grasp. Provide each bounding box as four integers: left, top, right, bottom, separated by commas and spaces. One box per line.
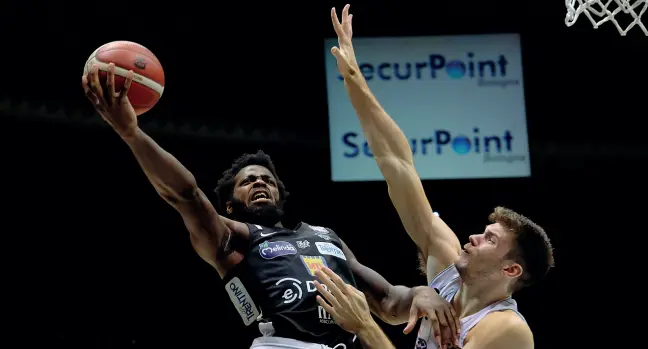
380, 158, 461, 267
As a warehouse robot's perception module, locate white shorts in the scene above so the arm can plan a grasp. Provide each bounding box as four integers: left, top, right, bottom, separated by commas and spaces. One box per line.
250, 336, 345, 349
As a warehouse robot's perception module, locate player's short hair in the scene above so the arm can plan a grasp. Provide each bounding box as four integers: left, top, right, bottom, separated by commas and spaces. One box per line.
213, 150, 289, 213
489, 207, 554, 292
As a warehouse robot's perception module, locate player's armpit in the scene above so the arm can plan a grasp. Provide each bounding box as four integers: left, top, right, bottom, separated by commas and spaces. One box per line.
380, 158, 462, 277
463, 312, 533, 349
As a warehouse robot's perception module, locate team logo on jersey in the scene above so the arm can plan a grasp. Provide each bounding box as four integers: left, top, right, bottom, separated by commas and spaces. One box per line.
315, 242, 346, 260
225, 277, 260, 326
415, 338, 427, 349
296, 240, 310, 249
300, 255, 328, 276
259, 241, 297, 259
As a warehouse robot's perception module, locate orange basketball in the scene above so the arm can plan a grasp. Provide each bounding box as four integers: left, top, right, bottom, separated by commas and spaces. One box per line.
84, 41, 165, 116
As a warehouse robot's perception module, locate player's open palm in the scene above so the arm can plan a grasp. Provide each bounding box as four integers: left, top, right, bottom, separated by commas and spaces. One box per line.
82, 63, 138, 137
331, 4, 359, 80
313, 267, 373, 335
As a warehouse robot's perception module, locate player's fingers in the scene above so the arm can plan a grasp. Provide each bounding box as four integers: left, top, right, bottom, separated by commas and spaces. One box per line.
314, 270, 348, 309
320, 267, 348, 294
89, 64, 105, 101
119, 70, 134, 102
445, 306, 460, 346
436, 310, 453, 348
314, 280, 342, 309
428, 314, 442, 348
331, 7, 345, 38
89, 65, 103, 96
449, 304, 460, 336
347, 14, 353, 38
403, 305, 419, 334
105, 63, 117, 106
82, 75, 103, 109
316, 295, 339, 318
341, 4, 350, 26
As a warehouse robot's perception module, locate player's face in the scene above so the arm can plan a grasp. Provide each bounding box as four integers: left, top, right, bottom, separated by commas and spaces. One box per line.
230, 165, 281, 208
226, 165, 284, 226
456, 223, 521, 282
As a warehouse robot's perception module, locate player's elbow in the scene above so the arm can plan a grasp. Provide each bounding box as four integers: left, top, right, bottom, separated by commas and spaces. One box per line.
160, 183, 200, 204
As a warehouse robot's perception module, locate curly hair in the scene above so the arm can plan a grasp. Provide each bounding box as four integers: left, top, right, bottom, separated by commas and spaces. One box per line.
213, 150, 289, 214
489, 206, 555, 292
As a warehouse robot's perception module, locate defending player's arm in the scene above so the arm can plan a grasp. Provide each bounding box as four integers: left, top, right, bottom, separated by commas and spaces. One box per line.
82, 64, 249, 277
331, 5, 461, 278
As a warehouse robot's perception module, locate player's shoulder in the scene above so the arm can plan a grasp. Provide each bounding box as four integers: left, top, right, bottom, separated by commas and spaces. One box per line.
302, 223, 334, 233
479, 311, 533, 342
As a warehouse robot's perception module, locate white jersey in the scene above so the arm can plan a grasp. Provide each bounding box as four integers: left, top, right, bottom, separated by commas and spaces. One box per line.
415, 265, 525, 349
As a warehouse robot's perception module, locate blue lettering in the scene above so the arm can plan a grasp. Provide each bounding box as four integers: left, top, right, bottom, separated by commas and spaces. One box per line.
342, 132, 360, 157
340, 128, 514, 157
338, 53, 509, 81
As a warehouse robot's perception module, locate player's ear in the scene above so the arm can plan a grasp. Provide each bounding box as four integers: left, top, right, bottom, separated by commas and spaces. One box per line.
503, 262, 523, 278
226, 201, 233, 215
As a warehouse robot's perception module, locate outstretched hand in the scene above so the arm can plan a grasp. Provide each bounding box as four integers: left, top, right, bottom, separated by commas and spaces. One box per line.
330, 4, 359, 79
81, 63, 138, 137
313, 266, 374, 335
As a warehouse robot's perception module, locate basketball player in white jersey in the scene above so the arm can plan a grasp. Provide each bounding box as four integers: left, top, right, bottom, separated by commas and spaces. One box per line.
329, 5, 554, 348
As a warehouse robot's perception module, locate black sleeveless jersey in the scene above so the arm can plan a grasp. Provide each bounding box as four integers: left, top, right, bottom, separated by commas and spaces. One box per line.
223, 222, 358, 348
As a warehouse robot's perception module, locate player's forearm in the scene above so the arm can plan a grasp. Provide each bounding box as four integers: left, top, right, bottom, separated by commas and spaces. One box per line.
120, 127, 198, 200
356, 321, 397, 349
343, 74, 413, 165
379, 285, 415, 325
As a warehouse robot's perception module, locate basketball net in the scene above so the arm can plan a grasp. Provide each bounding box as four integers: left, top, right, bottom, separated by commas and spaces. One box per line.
565, 0, 648, 35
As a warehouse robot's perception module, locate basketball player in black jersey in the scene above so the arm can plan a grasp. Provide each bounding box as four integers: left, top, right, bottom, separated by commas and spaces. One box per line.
81, 63, 461, 347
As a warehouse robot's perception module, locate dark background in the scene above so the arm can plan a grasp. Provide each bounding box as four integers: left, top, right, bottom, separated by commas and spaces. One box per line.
2, 0, 643, 348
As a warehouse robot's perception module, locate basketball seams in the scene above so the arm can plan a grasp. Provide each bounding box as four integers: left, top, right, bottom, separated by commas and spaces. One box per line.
86, 56, 164, 95
96, 47, 163, 70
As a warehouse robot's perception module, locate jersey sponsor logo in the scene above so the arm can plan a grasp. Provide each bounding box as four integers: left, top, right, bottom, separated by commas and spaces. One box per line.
275, 277, 327, 304
310, 225, 329, 234
300, 255, 328, 276
260, 231, 279, 237
318, 305, 335, 324
316, 233, 332, 241
259, 241, 297, 259
315, 242, 347, 260
225, 277, 260, 326
296, 240, 310, 249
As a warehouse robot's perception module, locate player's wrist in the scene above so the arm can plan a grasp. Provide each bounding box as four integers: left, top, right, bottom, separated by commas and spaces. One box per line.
118, 125, 141, 141
356, 318, 381, 337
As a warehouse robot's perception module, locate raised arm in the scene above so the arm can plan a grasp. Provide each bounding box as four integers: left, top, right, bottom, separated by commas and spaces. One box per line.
330, 5, 461, 278
82, 64, 249, 277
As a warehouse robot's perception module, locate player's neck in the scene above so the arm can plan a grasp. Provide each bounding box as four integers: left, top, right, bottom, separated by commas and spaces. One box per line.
454, 281, 511, 318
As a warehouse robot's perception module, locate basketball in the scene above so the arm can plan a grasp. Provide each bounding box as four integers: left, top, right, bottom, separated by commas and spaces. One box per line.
83, 41, 165, 116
